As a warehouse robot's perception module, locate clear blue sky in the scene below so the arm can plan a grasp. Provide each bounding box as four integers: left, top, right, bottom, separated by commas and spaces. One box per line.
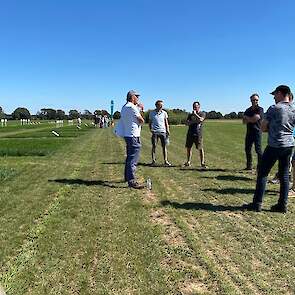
0, 0, 294, 115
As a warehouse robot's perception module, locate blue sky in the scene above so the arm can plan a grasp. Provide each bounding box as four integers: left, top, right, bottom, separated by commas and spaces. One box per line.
0, 0, 294, 115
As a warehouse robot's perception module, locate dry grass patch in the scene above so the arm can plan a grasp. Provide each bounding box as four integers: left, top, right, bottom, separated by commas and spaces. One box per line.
178, 279, 210, 295
150, 209, 187, 246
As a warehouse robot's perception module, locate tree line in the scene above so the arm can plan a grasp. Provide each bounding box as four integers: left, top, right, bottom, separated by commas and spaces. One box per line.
0, 106, 244, 123
0, 107, 110, 120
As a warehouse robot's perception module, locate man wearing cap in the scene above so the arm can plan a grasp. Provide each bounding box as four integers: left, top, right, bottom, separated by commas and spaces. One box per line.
149, 100, 171, 166
120, 90, 145, 189
243, 93, 264, 171
242, 85, 295, 213
184, 101, 207, 168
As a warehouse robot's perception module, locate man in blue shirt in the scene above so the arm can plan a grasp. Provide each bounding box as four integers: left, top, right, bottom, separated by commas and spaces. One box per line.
149, 100, 171, 166
243, 85, 295, 213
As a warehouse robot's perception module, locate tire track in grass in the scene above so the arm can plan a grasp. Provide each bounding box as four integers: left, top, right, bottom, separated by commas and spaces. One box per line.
0, 130, 103, 294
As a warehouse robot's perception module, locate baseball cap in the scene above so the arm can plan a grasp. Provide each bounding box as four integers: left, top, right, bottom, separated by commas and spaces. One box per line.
127, 90, 140, 100
270, 85, 291, 96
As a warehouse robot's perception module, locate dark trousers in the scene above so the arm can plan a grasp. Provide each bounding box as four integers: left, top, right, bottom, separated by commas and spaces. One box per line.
245, 131, 262, 169
253, 145, 293, 206
124, 137, 141, 184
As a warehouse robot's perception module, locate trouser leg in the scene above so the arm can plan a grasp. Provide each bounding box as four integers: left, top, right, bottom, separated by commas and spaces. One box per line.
245, 133, 254, 169
124, 137, 141, 183
253, 146, 278, 204
278, 147, 293, 207
254, 132, 262, 168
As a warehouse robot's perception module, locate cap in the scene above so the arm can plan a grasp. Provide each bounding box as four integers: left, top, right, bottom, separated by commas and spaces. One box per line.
127, 90, 140, 100
270, 85, 291, 96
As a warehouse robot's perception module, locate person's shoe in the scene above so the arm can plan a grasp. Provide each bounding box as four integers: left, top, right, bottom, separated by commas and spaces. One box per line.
201, 164, 208, 170
241, 202, 262, 212
288, 188, 295, 197
150, 160, 156, 166
270, 203, 287, 213
183, 161, 191, 167
164, 161, 172, 166
128, 181, 145, 189
243, 167, 253, 171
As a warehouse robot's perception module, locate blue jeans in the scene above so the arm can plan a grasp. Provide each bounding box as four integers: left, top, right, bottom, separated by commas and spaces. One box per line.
124, 137, 141, 184
253, 145, 293, 206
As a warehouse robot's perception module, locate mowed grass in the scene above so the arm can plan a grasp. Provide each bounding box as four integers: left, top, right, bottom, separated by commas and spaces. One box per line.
0, 121, 294, 295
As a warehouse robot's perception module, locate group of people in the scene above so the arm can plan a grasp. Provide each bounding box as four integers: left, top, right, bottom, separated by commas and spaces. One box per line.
116, 85, 295, 213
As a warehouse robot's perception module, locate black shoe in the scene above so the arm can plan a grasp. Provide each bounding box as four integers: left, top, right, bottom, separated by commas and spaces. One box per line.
243, 167, 253, 171
128, 181, 145, 189
270, 203, 287, 213
241, 202, 262, 212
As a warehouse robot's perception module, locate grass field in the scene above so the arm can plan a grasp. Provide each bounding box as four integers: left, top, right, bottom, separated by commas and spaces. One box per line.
0, 121, 294, 295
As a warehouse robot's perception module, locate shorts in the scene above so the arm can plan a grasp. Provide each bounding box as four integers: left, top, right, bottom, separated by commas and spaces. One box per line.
185, 133, 203, 149
151, 132, 167, 147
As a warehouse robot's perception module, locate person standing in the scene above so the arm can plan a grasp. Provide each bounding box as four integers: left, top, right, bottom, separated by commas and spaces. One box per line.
149, 100, 171, 166
243, 85, 295, 213
243, 94, 264, 170
120, 90, 145, 189
184, 101, 207, 169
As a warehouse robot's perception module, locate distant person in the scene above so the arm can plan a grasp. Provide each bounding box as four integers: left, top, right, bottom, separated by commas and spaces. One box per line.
243, 85, 295, 213
77, 117, 82, 126
184, 101, 207, 169
120, 90, 145, 189
243, 94, 264, 171
149, 100, 171, 166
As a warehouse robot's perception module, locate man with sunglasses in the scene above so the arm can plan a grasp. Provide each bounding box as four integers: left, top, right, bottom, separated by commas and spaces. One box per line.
243, 85, 295, 213
243, 94, 264, 171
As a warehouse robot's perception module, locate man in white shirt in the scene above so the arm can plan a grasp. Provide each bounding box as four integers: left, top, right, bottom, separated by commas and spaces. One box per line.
149, 100, 171, 166
120, 90, 145, 189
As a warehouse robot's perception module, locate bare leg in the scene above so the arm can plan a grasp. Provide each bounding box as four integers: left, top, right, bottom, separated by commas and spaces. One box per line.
152, 145, 156, 162
162, 145, 168, 162
187, 147, 192, 164
200, 148, 205, 166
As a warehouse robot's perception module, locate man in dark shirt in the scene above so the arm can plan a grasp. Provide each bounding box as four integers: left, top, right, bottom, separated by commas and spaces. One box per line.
242, 85, 295, 213
184, 101, 207, 168
243, 93, 264, 170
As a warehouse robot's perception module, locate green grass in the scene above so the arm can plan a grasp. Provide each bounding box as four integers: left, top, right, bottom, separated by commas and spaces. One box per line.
0, 122, 294, 294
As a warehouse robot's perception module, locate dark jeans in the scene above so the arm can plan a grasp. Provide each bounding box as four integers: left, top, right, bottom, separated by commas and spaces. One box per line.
124, 137, 141, 184
253, 145, 293, 206
245, 131, 262, 169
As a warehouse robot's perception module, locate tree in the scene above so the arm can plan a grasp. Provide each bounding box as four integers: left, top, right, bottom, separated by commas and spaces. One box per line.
113, 111, 121, 119
56, 109, 66, 120
69, 109, 80, 119
0, 107, 4, 119
12, 107, 31, 120
38, 108, 57, 120
206, 111, 223, 119
82, 110, 93, 120
224, 112, 238, 119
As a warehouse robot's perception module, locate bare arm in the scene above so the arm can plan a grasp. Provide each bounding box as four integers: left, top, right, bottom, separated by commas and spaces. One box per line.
243, 114, 261, 124
261, 119, 269, 132
165, 118, 170, 135
137, 114, 145, 125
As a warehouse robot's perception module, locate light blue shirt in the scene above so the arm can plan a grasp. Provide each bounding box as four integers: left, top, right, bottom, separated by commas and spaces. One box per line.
149, 109, 168, 133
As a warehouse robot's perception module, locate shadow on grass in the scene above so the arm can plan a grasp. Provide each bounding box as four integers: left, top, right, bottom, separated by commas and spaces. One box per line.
179, 168, 233, 172
161, 200, 242, 212
201, 187, 277, 195
101, 161, 179, 168
49, 178, 126, 188
201, 175, 253, 182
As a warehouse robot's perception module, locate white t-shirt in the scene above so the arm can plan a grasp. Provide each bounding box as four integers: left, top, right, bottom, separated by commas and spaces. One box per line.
120, 102, 142, 137
149, 109, 168, 133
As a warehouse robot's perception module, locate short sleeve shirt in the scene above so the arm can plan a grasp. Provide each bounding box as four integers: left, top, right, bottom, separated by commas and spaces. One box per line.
120, 102, 141, 137
266, 102, 295, 148
187, 111, 206, 136
244, 106, 264, 133
149, 110, 168, 133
